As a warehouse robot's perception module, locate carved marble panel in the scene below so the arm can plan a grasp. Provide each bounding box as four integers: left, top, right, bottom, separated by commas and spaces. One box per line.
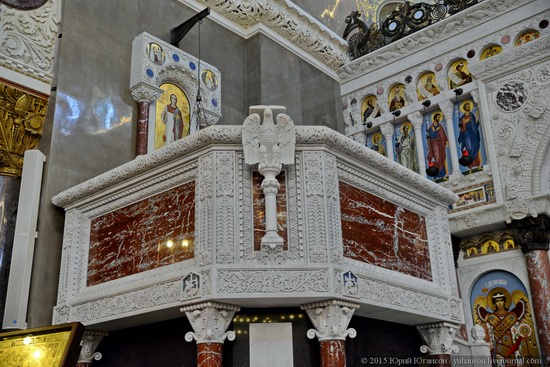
87, 181, 195, 286
339, 181, 432, 281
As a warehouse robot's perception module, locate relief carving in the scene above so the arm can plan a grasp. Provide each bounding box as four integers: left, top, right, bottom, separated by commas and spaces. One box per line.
0, 82, 47, 176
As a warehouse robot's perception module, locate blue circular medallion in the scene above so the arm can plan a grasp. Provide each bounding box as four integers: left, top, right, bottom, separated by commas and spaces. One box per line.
189, 61, 196, 70
145, 68, 154, 78
172, 54, 180, 62
211, 98, 218, 107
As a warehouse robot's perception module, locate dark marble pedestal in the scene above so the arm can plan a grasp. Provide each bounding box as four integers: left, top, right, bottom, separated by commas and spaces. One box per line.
0, 176, 21, 324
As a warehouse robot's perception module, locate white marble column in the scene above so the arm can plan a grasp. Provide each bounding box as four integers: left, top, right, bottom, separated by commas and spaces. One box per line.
408, 111, 427, 178
439, 100, 461, 176
380, 122, 396, 161
301, 299, 359, 367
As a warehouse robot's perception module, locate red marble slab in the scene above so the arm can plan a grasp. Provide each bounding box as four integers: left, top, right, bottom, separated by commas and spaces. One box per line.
87, 181, 195, 286
339, 181, 432, 280
252, 171, 288, 251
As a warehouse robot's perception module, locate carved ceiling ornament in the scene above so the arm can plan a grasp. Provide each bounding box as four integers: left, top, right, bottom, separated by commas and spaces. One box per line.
0, 0, 60, 84
0, 81, 47, 177
187, 0, 348, 70
0, 0, 47, 10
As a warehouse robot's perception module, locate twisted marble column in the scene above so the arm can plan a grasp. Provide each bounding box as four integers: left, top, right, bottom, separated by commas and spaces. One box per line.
301, 299, 359, 367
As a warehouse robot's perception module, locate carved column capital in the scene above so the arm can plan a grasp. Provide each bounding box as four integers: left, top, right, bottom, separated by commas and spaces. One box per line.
417, 322, 460, 355
380, 121, 395, 138
407, 111, 423, 129
438, 99, 454, 118
130, 82, 164, 103
77, 330, 108, 365
182, 302, 240, 344
506, 214, 550, 253
301, 299, 359, 341
0, 82, 47, 177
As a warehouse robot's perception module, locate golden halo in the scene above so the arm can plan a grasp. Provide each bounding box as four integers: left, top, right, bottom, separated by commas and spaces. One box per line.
487, 287, 512, 311
460, 100, 473, 113
400, 122, 412, 134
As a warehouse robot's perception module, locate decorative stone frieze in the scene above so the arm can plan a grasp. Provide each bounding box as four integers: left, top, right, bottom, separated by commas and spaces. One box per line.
191, 0, 348, 70
0, 0, 61, 84
301, 299, 359, 341
417, 322, 460, 355
182, 302, 240, 344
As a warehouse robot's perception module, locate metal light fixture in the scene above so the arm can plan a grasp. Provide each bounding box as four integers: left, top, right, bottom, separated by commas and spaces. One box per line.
191, 20, 209, 131
422, 99, 431, 108
426, 160, 439, 177
459, 149, 474, 166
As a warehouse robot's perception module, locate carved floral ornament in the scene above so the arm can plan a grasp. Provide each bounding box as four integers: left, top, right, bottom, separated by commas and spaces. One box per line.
0, 82, 47, 177
0, 0, 60, 83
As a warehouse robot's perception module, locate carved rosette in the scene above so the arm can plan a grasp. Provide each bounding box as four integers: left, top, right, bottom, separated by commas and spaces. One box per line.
77, 330, 108, 365
417, 322, 460, 355
301, 299, 359, 341
182, 302, 240, 344
0, 82, 47, 177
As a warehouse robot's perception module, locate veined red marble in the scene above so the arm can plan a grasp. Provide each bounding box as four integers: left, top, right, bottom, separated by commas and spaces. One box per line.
339, 181, 432, 280
87, 181, 195, 286
252, 171, 288, 251
197, 343, 223, 367
524, 250, 550, 363
320, 340, 346, 367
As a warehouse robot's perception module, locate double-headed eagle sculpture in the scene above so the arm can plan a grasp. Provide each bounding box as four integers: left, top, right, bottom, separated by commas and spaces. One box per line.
242, 106, 296, 249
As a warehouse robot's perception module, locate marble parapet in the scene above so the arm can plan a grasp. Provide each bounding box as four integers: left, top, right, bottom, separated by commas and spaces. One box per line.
52, 125, 462, 330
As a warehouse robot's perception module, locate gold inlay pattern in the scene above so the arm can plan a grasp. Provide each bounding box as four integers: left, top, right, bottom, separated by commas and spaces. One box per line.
0, 81, 48, 177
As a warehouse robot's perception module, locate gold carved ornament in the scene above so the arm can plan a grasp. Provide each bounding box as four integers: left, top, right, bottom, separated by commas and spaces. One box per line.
0, 82, 47, 177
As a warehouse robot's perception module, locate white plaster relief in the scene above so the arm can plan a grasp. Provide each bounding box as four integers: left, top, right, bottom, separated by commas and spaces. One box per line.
71, 281, 181, 324
198, 154, 213, 266
217, 269, 329, 294
324, 153, 344, 263
302, 151, 329, 263
215, 151, 236, 264
186, 0, 348, 70
0, 0, 61, 83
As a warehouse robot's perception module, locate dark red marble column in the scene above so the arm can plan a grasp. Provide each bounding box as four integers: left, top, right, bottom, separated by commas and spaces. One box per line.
508, 215, 550, 367
197, 343, 223, 367
136, 100, 149, 156
320, 340, 346, 367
